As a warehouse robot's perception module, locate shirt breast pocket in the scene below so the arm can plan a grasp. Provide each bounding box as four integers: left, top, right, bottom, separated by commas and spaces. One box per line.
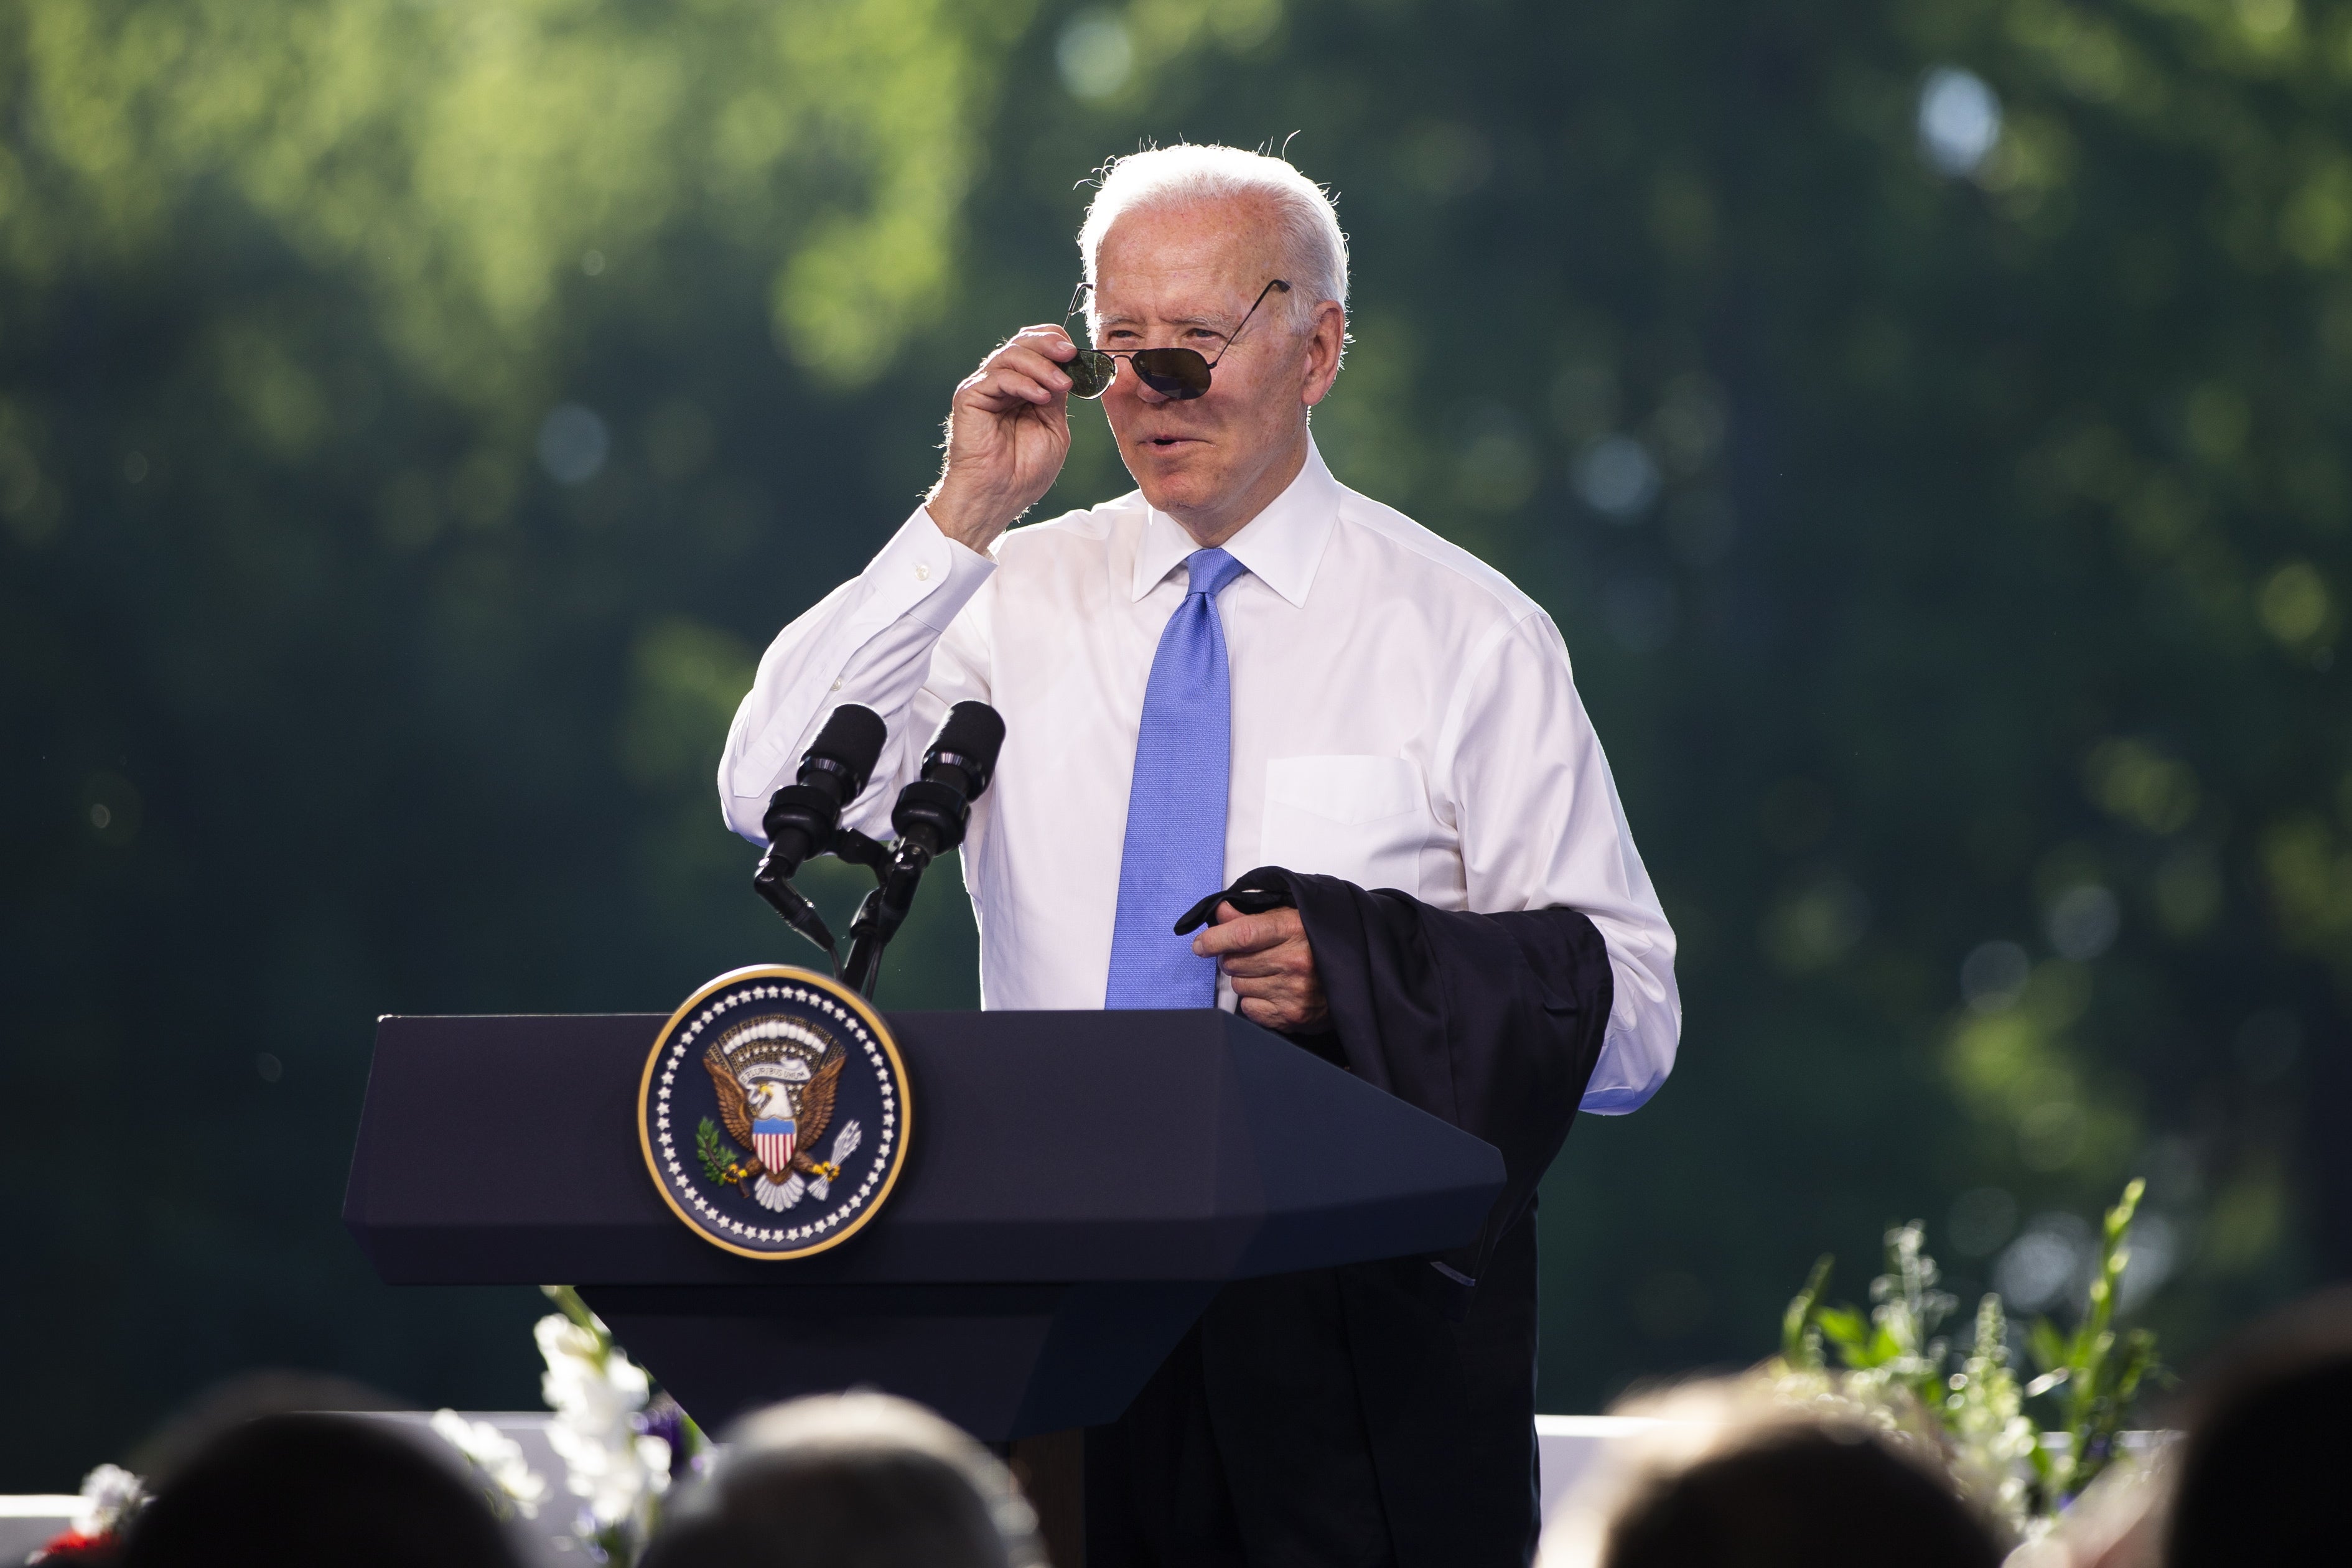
1258, 755, 1427, 898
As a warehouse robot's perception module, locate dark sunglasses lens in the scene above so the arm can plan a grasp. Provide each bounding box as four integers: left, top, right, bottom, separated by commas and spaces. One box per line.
1068, 351, 1116, 399
1132, 348, 1212, 400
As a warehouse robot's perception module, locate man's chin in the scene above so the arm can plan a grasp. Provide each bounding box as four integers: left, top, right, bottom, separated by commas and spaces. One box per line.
1129, 448, 1223, 513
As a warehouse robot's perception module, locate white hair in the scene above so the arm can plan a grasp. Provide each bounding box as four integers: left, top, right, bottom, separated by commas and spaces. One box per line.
1078, 144, 1349, 325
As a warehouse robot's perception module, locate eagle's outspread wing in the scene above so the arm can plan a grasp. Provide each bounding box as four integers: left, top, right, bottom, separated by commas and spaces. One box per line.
788, 1048, 844, 1172
705, 1049, 755, 1150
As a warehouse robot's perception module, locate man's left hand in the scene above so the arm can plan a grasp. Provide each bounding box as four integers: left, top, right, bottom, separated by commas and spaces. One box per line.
1193, 901, 1330, 1032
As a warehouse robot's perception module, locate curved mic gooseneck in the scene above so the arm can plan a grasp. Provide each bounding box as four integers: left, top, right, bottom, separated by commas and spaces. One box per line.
840, 702, 1006, 999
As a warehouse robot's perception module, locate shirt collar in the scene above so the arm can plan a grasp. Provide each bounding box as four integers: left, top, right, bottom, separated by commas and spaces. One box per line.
1129, 439, 1340, 608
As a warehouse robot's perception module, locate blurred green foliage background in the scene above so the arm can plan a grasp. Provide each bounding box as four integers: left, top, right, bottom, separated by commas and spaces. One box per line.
4, 0, 2347, 1490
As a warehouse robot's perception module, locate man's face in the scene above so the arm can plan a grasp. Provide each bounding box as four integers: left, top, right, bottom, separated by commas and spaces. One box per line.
1090, 198, 1336, 525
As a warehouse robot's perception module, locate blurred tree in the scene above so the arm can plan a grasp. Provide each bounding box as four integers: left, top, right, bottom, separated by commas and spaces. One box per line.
0, 0, 1017, 1486
4, 0, 2347, 1488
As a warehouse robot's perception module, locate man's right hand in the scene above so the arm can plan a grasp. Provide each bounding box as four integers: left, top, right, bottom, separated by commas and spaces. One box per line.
924, 324, 1078, 553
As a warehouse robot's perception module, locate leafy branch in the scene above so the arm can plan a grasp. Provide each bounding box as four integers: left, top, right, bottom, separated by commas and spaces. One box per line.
2020, 1178, 2160, 1499
697, 1117, 752, 1187
1773, 1178, 2163, 1534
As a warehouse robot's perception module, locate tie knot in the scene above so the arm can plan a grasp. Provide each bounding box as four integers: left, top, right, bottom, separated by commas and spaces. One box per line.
1185, 548, 1246, 600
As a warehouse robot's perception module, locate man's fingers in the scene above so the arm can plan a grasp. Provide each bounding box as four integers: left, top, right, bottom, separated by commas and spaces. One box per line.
1233, 985, 1321, 1032
1230, 974, 1299, 1009
1216, 947, 1303, 980
1208, 901, 1326, 1034
1009, 324, 1078, 362
958, 342, 1076, 410
960, 365, 1062, 409
985, 343, 1075, 391
1192, 903, 1301, 956
973, 338, 1073, 391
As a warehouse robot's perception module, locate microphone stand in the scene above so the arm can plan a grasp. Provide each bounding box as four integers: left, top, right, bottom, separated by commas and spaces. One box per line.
839, 836, 935, 999
751, 864, 842, 969
753, 701, 1002, 1001
751, 824, 894, 982
749, 821, 939, 999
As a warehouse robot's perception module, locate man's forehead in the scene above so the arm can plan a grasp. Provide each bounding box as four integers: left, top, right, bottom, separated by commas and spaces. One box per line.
1092, 203, 1279, 316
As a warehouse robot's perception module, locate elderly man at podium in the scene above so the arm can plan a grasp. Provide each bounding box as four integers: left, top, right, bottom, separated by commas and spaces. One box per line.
721, 144, 1679, 1568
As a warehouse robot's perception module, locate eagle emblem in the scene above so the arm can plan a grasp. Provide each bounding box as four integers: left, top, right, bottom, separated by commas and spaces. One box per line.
699, 1016, 866, 1211
640, 965, 910, 1260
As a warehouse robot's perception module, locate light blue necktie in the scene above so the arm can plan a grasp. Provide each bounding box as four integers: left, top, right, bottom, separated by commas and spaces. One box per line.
1105, 548, 1249, 1007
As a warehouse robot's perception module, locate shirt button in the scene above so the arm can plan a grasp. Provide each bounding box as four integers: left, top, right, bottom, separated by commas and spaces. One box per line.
830, 679, 843, 693
915, 561, 932, 582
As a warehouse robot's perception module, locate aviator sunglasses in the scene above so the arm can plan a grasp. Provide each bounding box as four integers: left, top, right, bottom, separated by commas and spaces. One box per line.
1063, 278, 1291, 401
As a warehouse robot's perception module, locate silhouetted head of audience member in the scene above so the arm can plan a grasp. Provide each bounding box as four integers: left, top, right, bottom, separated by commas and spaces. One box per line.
1598, 1423, 2004, 1568
117, 1412, 521, 1568
642, 1393, 1043, 1568
2164, 1284, 2352, 1567
1538, 1379, 2004, 1568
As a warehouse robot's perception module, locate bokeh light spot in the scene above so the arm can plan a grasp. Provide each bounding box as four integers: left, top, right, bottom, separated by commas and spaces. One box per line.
538, 404, 610, 485
1960, 940, 2030, 1012
1057, 11, 1134, 100
1918, 67, 2002, 177
1995, 1213, 2092, 1311
1575, 434, 1660, 518
2044, 884, 2119, 961
81, 772, 142, 848
2084, 738, 2200, 835
2258, 561, 2330, 645
1764, 877, 1870, 970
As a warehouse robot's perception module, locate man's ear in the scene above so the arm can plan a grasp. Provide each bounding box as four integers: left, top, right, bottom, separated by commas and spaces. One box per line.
1300, 302, 1346, 409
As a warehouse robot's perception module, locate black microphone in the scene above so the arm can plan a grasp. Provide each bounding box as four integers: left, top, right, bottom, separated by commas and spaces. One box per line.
755, 704, 888, 883
889, 701, 1006, 857
838, 702, 1005, 999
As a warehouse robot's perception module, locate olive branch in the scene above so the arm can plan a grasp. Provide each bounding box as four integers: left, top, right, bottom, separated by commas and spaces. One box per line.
696, 1118, 754, 1187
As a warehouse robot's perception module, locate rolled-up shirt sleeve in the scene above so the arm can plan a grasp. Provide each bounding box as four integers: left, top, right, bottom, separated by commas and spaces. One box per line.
1436, 610, 1682, 1113
720, 506, 996, 843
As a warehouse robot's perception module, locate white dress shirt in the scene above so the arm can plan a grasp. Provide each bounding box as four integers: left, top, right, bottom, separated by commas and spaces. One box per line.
721, 441, 1681, 1112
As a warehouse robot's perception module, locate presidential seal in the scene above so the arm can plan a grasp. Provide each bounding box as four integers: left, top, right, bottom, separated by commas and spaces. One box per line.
637, 964, 910, 1259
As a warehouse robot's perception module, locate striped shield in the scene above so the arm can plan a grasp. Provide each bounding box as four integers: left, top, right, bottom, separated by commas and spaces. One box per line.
752, 1118, 796, 1174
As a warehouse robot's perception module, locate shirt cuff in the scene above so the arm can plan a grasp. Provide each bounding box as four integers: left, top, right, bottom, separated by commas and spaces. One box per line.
1579, 1079, 1658, 1115
861, 505, 995, 633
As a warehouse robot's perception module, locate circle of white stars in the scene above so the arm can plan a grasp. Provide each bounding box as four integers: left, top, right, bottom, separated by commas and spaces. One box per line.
651, 979, 901, 1251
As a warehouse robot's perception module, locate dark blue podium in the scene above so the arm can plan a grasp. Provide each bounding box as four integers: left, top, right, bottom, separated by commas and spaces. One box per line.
344, 1008, 1504, 1441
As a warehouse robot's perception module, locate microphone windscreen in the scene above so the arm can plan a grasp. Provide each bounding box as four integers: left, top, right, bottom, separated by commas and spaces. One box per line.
808, 703, 888, 795
927, 701, 1006, 791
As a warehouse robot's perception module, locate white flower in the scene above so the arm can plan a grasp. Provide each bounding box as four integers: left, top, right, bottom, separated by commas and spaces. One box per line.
73, 1463, 147, 1538
431, 1409, 551, 1519
637, 1435, 674, 1497
534, 1313, 671, 1536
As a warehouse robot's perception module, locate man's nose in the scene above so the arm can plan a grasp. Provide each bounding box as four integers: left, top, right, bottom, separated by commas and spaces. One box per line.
1122, 360, 1174, 406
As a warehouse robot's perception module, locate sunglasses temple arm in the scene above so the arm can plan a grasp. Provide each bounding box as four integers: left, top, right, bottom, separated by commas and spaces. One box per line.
1208, 279, 1291, 368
